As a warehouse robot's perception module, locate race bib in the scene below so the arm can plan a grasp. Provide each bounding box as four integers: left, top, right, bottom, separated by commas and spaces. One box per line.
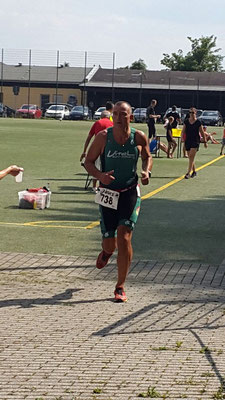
95, 187, 120, 210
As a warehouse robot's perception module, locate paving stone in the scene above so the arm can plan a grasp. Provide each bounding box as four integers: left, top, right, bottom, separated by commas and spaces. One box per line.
0, 251, 225, 399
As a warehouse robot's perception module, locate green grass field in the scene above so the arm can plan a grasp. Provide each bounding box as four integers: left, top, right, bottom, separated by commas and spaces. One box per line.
0, 118, 224, 264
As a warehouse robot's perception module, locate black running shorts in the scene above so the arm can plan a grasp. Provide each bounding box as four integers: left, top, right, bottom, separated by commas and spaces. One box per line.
99, 185, 141, 238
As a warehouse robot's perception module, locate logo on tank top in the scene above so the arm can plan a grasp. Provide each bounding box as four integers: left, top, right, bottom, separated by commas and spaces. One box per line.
106, 150, 135, 159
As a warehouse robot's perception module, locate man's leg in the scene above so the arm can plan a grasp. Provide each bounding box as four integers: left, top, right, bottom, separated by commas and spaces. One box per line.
116, 225, 133, 289
96, 237, 116, 269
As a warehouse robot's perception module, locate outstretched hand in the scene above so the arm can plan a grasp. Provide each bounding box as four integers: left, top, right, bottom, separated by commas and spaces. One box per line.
8, 165, 24, 177
100, 170, 115, 185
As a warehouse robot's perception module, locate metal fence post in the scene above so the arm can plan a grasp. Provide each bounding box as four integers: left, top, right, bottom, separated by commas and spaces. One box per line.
82, 51, 87, 108
112, 52, 115, 103
27, 49, 31, 117
56, 50, 59, 108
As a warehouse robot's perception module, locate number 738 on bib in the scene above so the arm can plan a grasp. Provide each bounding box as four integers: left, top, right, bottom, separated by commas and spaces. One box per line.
95, 187, 120, 210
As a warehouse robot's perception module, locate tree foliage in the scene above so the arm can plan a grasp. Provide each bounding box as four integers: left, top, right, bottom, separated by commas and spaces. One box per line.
161, 35, 224, 72
124, 58, 147, 70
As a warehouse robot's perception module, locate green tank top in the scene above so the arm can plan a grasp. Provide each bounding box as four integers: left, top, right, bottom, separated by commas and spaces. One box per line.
100, 127, 139, 190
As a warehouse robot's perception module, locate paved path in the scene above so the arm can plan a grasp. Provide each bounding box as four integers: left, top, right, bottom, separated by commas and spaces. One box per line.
0, 252, 225, 400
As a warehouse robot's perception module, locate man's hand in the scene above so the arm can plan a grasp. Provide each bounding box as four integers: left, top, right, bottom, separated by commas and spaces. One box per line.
100, 170, 115, 185
141, 171, 149, 185
204, 142, 208, 148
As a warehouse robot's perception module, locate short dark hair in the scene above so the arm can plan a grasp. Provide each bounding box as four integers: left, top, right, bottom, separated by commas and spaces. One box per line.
172, 105, 176, 111
114, 101, 132, 113
105, 101, 114, 111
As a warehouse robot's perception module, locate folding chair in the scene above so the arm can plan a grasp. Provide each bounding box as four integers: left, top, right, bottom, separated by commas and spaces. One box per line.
172, 128, 182, 158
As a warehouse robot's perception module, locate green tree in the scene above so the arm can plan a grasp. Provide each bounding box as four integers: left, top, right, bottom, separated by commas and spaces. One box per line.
129, 58, 147, 70
161, 35, 224, 72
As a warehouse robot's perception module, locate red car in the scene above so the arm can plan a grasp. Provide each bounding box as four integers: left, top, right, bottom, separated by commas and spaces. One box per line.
16, 104, 42, 119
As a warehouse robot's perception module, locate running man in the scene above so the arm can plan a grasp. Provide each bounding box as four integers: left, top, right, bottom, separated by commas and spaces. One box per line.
80, 110, 113, 191
85, 101, 152, 302
181, 107, 207, 179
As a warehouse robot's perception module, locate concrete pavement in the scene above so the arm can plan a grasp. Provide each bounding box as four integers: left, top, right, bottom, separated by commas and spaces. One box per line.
0, 252, 225, 400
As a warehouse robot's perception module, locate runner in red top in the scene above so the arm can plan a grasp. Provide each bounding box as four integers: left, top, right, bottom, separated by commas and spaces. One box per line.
80, 110, 113, 191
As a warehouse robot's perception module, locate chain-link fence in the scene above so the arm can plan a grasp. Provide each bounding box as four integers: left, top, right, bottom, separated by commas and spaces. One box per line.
0, 48, 115, 116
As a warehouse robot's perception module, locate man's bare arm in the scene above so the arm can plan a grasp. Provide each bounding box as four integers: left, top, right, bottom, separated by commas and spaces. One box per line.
84, 131, 115, 186
80, 133, 93, 161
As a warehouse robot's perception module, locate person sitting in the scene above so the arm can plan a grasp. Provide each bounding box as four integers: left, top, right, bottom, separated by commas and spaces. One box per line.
200, 126, 220, 144
150, 137, 168, 156
0, 165, 23, 180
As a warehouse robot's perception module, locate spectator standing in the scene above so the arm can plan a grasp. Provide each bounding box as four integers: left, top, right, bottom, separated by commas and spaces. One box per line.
165, 105, 181, 128
105, 101, 114, 121
146, 99, 161, 142
181, 107, 207, 179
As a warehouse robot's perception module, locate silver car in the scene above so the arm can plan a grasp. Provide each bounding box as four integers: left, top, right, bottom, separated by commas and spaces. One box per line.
133, 108, 147, 123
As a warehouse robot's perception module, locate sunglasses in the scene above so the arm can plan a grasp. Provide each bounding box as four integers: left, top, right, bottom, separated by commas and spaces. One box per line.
189, 111, 195, 114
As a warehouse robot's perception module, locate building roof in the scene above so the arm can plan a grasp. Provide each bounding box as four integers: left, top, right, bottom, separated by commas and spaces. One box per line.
87, 68, 225, 91
0, 63, 93, 84
1, 63, 225, 92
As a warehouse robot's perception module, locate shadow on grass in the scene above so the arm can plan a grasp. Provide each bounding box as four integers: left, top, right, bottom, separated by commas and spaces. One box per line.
134, 194, 225, 264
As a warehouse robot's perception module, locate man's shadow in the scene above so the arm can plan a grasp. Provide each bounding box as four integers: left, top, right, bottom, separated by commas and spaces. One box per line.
0, 288, 112, 308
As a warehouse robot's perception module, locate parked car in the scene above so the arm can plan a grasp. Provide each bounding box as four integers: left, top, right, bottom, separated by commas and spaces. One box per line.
93, 107, 106, 120
163, 107, 203, 123
133, 108, 147, 123
198, 110, 223, 126
45, 104, 70, 120
196, 109, 203, 118
69, 106, 91, 120
16, 104, 42, 118
41, 102, 73, 116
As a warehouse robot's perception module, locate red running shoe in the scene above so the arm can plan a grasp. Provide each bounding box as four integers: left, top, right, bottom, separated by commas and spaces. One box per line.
114, 287, 127, 302
96, 250, 112, 269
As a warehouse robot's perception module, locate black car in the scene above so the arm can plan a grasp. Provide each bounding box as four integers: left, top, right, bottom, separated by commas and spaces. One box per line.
199, 110, 223, 126
69, 106, 91, 120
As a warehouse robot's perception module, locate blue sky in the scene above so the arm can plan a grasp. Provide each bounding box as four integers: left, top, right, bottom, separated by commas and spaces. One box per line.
1, 0, 225, 70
